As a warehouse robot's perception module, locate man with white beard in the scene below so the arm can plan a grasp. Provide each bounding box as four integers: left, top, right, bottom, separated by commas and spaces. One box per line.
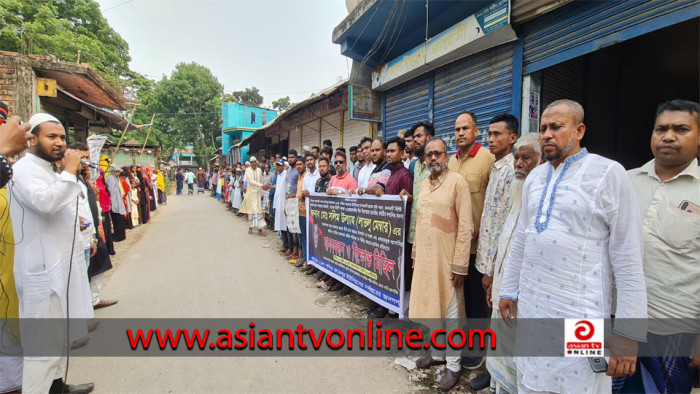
484, 133, 542, 393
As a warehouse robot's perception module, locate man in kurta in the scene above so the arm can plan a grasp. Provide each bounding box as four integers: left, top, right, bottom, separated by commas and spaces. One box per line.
484, 132, 542, 394
9, 113, 95, 393
499, 100, 647, 393
625, 99, 700, 393
239, 156, 266, 236
411, 138, 473, 391
273, 160, 289, 252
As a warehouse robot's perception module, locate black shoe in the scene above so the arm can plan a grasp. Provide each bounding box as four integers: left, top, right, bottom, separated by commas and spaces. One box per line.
461, 356, 484, 369
340, 286, 352, 296
49, 379, 95, 394
469, 371, 491, 391
305, 267, 319, 275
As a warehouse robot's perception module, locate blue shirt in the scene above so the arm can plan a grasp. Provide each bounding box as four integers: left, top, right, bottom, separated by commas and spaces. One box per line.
286, 167, 300, 196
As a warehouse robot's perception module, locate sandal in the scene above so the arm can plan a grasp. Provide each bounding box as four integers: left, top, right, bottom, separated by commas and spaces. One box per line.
328, 282, 344, 292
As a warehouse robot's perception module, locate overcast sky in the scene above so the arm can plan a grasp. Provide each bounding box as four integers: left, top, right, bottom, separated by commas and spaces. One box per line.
96, 0, 351, 107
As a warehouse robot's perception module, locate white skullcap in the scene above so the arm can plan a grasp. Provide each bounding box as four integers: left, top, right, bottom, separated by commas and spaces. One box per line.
245, 161, 250, 165
28, 113, 61, 134
249, 156, 258, 162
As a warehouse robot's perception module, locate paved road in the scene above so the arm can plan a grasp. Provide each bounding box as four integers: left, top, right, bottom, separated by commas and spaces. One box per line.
68, 192, 410, 393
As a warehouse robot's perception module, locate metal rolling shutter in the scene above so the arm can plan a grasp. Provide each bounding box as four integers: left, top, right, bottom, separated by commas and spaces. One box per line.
384, 75, 431, 140
343, 110, 370, 149
302, 122, 318, 151
433, 43, 514, 151
289, 126, 301, 153
541, 58, 585, 108
321, 111, 342, 150
522, 0, 699, 74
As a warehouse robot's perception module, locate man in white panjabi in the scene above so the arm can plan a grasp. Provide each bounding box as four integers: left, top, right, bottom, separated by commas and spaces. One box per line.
9, 113, 95, 393
239, 156, 266, 236
485, 133, 542, 394
499, 100, 647, 393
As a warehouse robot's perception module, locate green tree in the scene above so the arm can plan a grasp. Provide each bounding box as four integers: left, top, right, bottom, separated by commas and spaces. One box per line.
230, 87, 263, 106
272, 96, 293, 111
0, 0, 132, 85
148, 62, 223, 165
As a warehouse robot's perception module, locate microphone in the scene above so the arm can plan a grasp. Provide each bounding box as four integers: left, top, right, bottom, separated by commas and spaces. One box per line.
80, 159, 100, 169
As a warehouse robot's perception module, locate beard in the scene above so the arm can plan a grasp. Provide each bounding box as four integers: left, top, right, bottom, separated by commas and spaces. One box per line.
35, 143, 61, 162
428, 162, 444, 175
413, 146, 424, 159
544, 133, 576, 162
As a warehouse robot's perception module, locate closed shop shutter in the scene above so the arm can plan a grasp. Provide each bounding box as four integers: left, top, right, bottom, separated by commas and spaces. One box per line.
433, 43, 514, 151
522, 0, 699, 74
541, 58, 585, 107
302, 121, 318, 151
321, 111, 342, 150
289, 127, 301, 153
384, 75, 431, 140
343, 110, 370, 149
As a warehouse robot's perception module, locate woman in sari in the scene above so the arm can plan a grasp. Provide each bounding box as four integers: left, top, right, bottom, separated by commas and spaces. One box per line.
141, 166, 155, 218
156, 170, 167, 205
127, 166, 141, 227
119, 168, 133, 229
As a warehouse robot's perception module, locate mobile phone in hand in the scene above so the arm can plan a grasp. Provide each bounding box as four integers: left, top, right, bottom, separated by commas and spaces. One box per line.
588, 357, 608, 373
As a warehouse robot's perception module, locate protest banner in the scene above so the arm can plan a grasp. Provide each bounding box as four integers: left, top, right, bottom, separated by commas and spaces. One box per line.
306, 194, 407, 317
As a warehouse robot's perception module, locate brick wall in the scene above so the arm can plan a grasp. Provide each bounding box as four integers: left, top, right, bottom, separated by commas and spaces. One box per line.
0, 56, 17, 116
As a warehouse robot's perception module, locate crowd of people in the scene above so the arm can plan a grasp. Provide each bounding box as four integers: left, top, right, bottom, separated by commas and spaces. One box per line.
0, 104, 168, 393
0, 97, 698, 393
204, 99, 697, 393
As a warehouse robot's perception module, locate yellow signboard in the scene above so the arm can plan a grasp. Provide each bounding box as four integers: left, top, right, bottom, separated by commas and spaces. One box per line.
36, 78, 57, 97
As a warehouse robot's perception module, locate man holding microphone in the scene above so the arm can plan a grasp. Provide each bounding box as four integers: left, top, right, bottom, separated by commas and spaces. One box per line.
9, 113, 95, 393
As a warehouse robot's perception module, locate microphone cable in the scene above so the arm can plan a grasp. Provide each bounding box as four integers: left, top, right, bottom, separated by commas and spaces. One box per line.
62, 192, 81, 394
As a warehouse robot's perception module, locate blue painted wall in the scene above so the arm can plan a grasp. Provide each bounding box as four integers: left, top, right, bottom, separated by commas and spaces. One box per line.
221, 102, 278, 155
222, 102, 278, 130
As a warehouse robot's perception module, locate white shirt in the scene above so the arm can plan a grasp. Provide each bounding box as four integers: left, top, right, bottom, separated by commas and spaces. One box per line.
500, 150, 647, 393
77, 180, 96, 251
628, 158, 700, 334
302, 167, 320, 193
357, 162, 376, 188
273, 170, 288, 232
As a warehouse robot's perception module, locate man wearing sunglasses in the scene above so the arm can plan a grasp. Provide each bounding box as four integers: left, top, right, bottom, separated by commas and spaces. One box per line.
327, 151, 357, 195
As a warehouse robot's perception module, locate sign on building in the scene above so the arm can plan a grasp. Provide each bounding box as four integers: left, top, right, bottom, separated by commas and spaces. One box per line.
348, 85, 381, 122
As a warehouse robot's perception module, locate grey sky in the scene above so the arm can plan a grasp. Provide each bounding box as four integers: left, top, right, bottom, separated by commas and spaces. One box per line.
96, 0, 351, 107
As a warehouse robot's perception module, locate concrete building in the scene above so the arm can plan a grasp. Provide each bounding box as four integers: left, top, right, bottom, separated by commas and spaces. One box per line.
221, 102, 278, 164
333, 0, 699, 169
241, 80, 376, 160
